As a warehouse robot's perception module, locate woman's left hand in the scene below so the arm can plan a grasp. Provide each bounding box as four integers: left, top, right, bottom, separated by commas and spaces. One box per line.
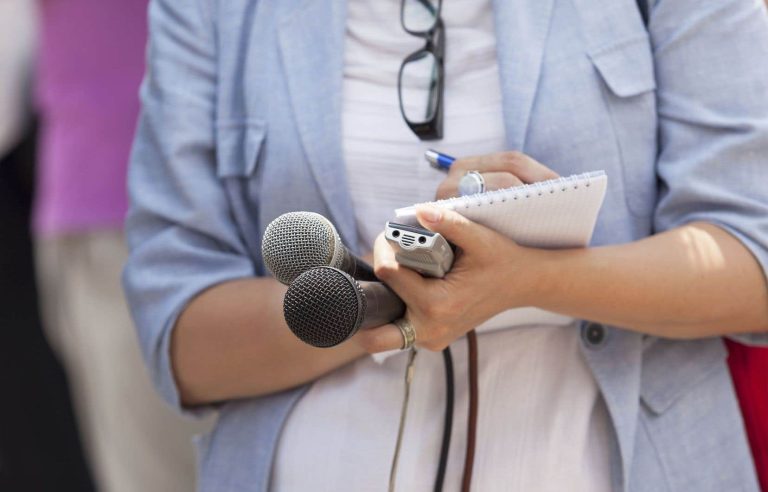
435, 151, 559, 200
356, 206, 543, 353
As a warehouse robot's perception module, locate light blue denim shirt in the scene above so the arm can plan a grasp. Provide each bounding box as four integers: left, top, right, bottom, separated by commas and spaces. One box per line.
124, 0, 768, 490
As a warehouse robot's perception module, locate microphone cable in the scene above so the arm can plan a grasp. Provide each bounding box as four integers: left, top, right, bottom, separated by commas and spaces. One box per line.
461, 330, 479, 492
388, 348, 418, 492
433, 347, 454, 492
427, 332, 479, 492
388, 346, 455, 492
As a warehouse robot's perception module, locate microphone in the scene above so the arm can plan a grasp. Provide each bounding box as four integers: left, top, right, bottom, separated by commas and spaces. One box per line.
262, 211, 377, 285
283, 266, 406, 348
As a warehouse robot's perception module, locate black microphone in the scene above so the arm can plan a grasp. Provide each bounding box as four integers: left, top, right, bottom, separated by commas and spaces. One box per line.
262, 211, 377, 285
283, 266, 406, 348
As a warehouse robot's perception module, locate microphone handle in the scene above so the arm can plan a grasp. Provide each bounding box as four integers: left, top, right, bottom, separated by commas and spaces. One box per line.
358, 280, 406, 329
339, 250, 378, 282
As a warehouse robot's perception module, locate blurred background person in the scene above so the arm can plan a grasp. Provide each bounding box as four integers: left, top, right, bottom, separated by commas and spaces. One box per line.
1, 0, 94, 489
33, 1, 211, 491
726, 4, 768, 489
729, 339, 768, 490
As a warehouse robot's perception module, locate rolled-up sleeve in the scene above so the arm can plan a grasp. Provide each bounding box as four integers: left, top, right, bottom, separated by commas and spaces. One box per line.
123, 0, 254, 412
650, 0, 768, 344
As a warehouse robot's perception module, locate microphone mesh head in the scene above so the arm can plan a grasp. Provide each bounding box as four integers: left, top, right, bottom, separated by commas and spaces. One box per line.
262, 212, 337, 284
283, 267, 366, 348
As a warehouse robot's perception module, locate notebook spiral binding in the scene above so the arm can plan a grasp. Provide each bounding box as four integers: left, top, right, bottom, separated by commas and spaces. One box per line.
394, 169, 607, 249
439, 171, 605, 210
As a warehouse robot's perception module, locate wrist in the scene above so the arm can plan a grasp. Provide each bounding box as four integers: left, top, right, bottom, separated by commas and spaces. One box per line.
524, 246, 594, 314
501, 244, 557, 310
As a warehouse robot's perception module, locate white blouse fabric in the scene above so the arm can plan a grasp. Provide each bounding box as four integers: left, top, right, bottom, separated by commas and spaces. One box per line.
272, 1, 612, 490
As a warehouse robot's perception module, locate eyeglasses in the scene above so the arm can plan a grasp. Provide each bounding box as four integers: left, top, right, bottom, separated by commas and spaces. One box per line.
398, 0, 445, 141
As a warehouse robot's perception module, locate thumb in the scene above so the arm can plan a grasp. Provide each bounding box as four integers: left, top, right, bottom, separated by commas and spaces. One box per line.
415, 205, 490, 252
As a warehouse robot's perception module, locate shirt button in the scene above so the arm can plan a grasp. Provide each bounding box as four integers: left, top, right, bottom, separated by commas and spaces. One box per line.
582, 322, 606, 347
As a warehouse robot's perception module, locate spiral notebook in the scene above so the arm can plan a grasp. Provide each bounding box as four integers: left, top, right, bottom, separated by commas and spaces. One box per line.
395, 171, 607, 249
372, 171, 608, 363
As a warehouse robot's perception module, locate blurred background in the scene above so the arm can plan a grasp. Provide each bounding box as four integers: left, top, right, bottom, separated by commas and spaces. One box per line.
1, 1, 209, 491
0, 1, 765, 491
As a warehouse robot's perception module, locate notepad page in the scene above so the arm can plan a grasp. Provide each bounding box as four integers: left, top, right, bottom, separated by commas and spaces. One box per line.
390, 171, 608, 338
395, 171, 607, 249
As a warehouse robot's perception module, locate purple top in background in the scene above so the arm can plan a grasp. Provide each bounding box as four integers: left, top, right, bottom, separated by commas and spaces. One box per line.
34, 0, 148, 236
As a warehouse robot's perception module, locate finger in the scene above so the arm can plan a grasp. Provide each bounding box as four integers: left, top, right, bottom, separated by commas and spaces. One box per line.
414, 205, 494, 252
354, 323, 406, 353
507, 153, 560, 182
435, 176, 463, 200
480, 172, 524, 191
372, 232, 427, 300
452, 151, 559, 183
435, 172, 524, 201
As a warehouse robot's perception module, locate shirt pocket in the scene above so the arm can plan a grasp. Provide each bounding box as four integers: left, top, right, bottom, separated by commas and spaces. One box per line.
214, 119, 268, 271
589, 37, 659, 218
635, 338, 756, 490
639, 337, 727, 414
215, 119, 267, 178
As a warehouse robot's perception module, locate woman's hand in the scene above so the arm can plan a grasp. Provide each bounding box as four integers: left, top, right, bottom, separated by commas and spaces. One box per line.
435, 151, 559, 200
355, 206, 544, 353
352, 151, 558, 354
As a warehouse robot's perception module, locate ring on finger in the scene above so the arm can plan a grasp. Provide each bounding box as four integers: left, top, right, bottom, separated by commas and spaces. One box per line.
458, 170, 486, 196
394, 318, 417, 350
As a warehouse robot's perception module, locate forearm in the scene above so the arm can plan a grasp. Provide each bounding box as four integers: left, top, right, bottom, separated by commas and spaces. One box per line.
172, 277, 366, 406
530, 222, 768, 338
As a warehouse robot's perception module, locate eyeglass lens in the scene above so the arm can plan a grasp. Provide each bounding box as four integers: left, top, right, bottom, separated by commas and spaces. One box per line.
402, 0, 440, 34
400, 52, 440, 124
399, 0, 444, 139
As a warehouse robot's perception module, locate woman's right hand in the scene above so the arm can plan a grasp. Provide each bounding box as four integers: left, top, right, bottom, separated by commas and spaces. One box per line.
435, 150, 559, 200
358, 206, 543, 353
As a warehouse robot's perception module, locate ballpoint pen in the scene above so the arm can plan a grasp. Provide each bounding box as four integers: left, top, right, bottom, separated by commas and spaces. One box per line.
426, 149, 487, 195
424, 149, 456, 172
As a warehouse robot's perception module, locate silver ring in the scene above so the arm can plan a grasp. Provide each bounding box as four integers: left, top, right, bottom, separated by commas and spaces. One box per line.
394, 318, 417, 350
458, 170, 486, 196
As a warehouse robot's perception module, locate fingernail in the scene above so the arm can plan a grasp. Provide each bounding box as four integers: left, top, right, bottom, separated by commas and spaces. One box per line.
418, 206, 443, 224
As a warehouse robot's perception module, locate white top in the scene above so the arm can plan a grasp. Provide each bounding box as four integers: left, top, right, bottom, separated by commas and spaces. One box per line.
272, 1, 612, 490
0, 0, 37, 157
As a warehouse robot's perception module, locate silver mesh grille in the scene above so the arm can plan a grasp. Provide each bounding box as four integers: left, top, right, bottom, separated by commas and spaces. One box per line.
283, 267, 367, 348
262, 212, 336, 284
